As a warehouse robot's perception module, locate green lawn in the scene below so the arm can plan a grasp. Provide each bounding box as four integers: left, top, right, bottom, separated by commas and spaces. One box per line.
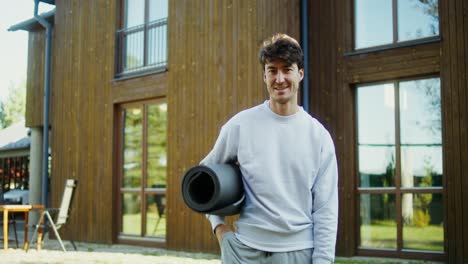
122, 212, 166, 237
361, 222, 443, 251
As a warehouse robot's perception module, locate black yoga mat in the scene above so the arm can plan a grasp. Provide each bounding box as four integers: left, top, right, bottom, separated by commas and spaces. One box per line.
181, 163, 245, 216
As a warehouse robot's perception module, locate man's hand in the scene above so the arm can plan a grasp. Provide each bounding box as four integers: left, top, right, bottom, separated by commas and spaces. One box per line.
214, 224, 233, 242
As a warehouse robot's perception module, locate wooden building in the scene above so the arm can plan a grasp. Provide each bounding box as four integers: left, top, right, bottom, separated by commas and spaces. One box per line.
10, 0, 467, 262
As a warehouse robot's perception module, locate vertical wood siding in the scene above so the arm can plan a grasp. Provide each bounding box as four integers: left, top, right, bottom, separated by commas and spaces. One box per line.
309, 0, 356, 256
440, 0, 468, 262
25, 30, 46, 127
50, 0, 116, 243
166, 0, 299, 252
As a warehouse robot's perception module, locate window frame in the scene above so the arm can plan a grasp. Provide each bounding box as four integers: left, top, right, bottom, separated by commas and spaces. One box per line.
354, 76, 445, 261
115, 0, 168, 80
350, 0, 440, 54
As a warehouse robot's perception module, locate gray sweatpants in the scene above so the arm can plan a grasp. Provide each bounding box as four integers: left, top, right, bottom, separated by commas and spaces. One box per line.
220, 232, 313, 264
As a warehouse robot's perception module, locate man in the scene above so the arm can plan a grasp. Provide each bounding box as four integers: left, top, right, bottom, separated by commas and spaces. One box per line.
200, 33, 338, 263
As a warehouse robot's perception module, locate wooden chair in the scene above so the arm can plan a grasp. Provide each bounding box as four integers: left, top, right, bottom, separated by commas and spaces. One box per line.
28, 179, 78, 252
152, 193, 166, 234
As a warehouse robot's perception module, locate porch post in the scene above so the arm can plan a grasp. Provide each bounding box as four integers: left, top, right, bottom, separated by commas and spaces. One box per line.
28, 127, 43, 224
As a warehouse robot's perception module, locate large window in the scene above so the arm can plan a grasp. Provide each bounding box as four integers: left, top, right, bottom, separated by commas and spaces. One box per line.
118, 100, 167, 242
354, 0, 439, 50
116, 0, 168, 77
356, 77, 443, 256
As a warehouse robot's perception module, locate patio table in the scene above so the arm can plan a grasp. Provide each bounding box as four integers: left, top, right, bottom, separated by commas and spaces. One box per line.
1, 204, 44, 250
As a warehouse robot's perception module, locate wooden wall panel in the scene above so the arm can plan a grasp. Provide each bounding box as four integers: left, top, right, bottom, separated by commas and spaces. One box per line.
166, 0, 300, 253
309, 0, 357, 257
112, 72, 168, 104
25, 30, 46, 127
346, 42, 440, 84
440, 0, 468, 262
50, 0, 115, 243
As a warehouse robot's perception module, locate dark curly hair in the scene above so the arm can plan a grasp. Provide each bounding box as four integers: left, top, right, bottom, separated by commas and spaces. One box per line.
258, 33, 304, 70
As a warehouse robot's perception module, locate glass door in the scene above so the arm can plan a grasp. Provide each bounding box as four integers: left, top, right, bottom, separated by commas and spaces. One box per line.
118, 100, 167, 241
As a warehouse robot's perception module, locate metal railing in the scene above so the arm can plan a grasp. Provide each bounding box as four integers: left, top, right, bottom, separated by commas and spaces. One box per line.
116, 18, 168, 77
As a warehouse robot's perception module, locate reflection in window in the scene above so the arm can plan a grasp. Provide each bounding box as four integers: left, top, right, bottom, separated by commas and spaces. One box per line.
147, 103, 167, 188
403, 193, 443, 251
355, 0, 393, 49
146, 193, 166, 237
400, 78, 442, 188
398, 0, 439, 42
354, 0, 439, 49
357, 84, 396, 187
124, 0, 144, 28
149, 0, 169, 21
124, 31, 145, 69
123, 107, 143, 188
120, 101, 167, 240
360, 194, 397, 249
122, 193, 141, 235
359, 146, 395, 187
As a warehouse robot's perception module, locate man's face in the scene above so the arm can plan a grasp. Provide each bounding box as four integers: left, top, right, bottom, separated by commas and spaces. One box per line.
263, 60, 304, 105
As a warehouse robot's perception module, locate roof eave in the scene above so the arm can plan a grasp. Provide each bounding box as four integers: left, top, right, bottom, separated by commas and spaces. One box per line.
8, 9, 55, 32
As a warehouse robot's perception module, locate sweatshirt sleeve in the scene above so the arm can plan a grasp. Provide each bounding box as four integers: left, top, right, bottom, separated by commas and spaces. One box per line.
311, 130, 338, 263
200, 122, 239, 233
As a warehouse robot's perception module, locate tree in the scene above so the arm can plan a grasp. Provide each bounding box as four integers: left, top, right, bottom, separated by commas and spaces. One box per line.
0, 79, 26, 129
0, 101, 6, 128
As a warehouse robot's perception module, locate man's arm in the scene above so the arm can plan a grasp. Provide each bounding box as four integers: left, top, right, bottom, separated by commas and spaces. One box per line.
311, 130, 338, 264
200, 123, 239, 237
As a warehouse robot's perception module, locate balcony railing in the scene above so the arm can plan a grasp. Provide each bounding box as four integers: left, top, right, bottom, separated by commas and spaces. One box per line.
115, 18, 168, 78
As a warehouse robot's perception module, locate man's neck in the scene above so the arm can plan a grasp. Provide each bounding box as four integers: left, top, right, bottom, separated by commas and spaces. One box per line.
268, 100, 299, 116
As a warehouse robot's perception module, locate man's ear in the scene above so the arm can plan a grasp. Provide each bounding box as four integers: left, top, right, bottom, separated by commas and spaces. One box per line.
299, 68, 304, 81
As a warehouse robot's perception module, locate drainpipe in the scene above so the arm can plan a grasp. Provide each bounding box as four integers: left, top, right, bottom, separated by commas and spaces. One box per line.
300, 0, 310, 113
34, 0, 52, 207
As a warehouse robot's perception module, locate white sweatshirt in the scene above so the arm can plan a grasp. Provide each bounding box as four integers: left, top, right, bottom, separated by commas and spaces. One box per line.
201, 101, 338, 263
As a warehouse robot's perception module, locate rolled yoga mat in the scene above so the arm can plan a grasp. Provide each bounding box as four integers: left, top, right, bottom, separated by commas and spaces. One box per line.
181, 163, 245, 216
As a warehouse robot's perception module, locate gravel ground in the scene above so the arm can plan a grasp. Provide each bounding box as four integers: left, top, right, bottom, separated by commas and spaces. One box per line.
1, 234, 443, 264
0, 239, 221, 264
1, 241, 444, 264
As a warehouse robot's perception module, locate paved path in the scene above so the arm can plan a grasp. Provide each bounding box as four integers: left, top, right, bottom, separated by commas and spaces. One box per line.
1, 240, 221, 264
1, 228, 221, 264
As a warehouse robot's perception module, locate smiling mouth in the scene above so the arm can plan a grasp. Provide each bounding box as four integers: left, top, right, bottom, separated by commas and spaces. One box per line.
274, 86, 289, 91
